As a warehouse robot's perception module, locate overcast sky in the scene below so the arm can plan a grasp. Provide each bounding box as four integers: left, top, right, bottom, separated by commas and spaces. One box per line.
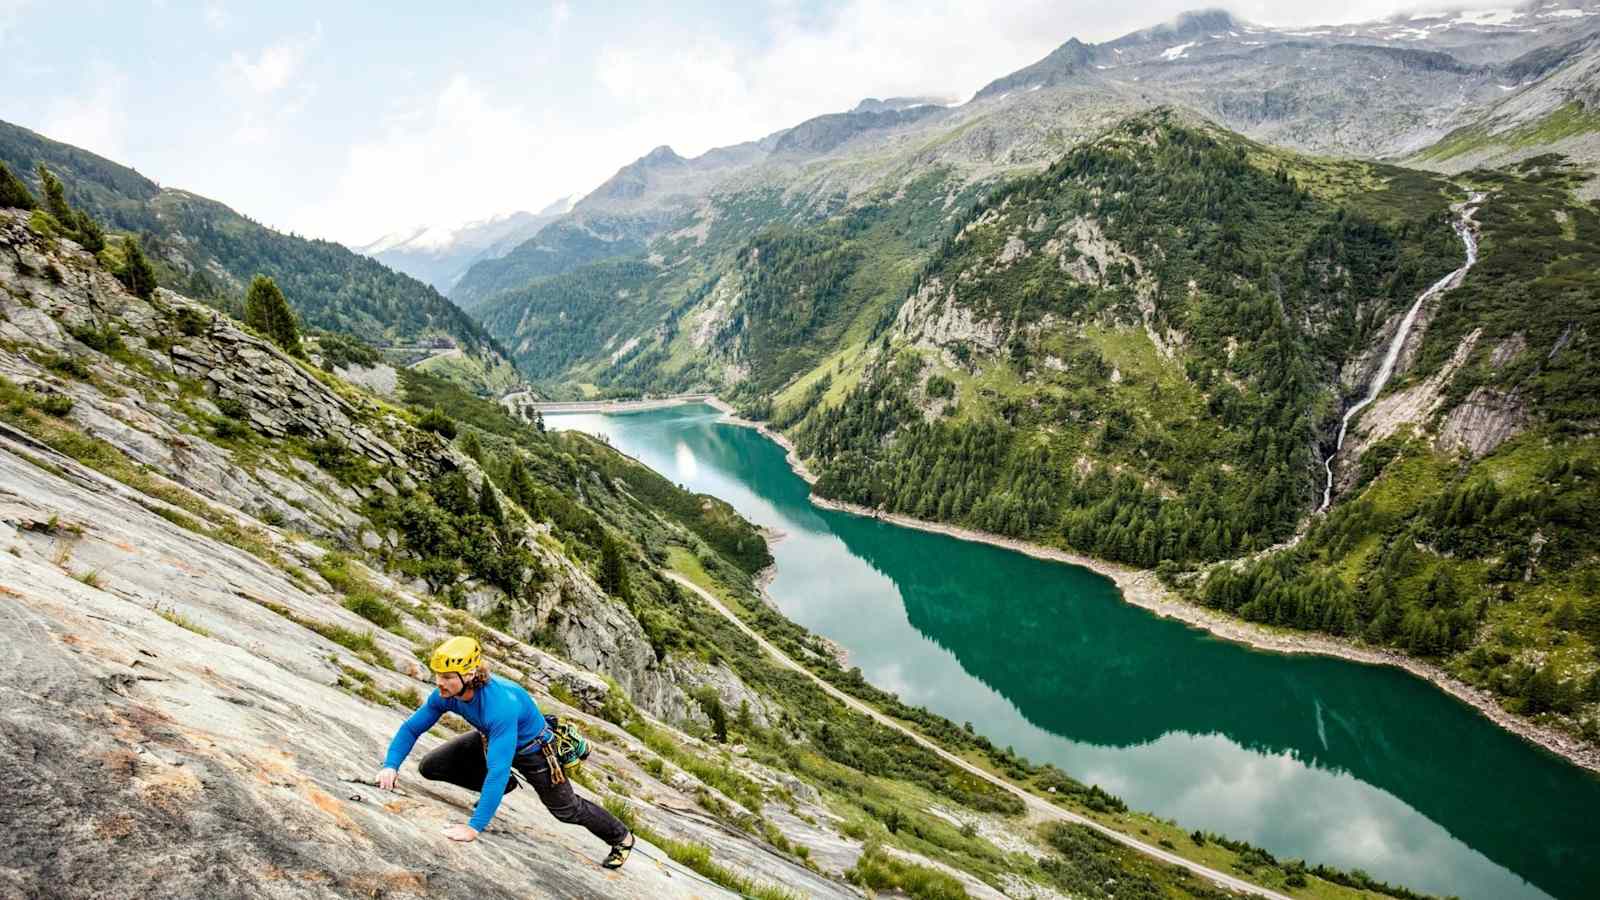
0, 1, 1507, 246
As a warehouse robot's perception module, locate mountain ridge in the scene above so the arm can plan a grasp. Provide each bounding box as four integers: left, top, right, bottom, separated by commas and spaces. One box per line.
0, 118, 523, 396
452, 1, 1600, 313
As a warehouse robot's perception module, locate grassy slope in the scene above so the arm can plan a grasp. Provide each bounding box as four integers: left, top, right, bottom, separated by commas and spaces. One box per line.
1413, 102, 1600, 165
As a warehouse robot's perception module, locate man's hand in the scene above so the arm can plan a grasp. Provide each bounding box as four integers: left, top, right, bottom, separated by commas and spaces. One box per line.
442, 823, 479, 842
376, 767, 398, 791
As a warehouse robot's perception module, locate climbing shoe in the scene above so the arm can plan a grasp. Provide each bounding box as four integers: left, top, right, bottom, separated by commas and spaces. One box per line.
603, 831, 634, 870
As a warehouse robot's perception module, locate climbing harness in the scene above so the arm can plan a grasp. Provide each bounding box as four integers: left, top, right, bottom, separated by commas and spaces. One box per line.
548, 716, 591, 767
477, 716, 589, 785
535, 716, 590, 784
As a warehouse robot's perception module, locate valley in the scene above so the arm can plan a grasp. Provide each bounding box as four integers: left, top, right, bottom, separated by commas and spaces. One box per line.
3, 2, 1599, 899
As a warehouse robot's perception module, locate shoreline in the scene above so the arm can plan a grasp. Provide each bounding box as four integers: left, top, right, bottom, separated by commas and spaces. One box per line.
702, 396, 820, 484
696, 405, 1600, 775
519, 393, 714, 415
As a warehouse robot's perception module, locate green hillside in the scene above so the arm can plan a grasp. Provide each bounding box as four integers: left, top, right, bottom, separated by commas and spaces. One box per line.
795, 112, 1462, 562
0, 119, 518, 393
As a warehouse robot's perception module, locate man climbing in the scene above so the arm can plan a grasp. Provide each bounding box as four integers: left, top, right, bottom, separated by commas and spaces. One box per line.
376, 635, 635, 869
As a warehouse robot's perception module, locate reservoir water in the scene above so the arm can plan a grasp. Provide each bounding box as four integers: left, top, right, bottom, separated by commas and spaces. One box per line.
550, 404, 1600, 900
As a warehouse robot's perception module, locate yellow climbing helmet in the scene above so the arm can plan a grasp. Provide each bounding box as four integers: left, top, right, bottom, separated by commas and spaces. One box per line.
429, 636, 482, 675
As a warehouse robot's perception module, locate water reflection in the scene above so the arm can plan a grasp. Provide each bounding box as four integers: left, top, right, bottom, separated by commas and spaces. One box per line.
550, 406, 1600, 900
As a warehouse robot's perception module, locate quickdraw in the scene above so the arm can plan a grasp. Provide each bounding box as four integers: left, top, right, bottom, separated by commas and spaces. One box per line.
541, 741, 565, 784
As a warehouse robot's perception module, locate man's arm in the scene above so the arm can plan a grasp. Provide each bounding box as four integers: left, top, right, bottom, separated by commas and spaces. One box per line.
466, 718, 517, 833
382, 691, 445, 771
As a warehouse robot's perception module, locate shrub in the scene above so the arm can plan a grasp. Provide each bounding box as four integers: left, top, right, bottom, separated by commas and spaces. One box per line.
67, 322, 123, 354
71, 210, 105, 252
26, 209, 61, 239
845, 843, 969, 900
215, 396, 248, 420
174, 307, 211, 337
417, 405, 457, 438
345, 594, 402, 630
0, 162, 36, 210
213, 416, 251, 440
33, 392, 74, 417
40, 352, 91, 380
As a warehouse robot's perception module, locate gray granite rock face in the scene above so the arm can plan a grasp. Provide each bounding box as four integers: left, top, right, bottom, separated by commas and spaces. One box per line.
0, 435, 854, 900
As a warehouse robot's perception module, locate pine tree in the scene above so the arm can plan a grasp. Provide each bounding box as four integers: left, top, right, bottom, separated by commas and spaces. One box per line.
478, 481, 504, 526
36, 165, 70, 223
72, 210, 105, 253
116, 236, 158, 299
709, 697, 728, 743
1525, 664, 1559, 714
432, 471, 474, 517
599, 532, 628, 599
243, 275, 303, 357
504, 455, 543, 521
0, 163, 36, 210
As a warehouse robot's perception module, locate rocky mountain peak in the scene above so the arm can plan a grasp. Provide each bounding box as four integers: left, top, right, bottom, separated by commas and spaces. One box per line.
972, 36, 1098, 100
1169, 8, 1241, 36
852, 95, 951, 113
640, 144, 686, 166
771, 104, 946, 156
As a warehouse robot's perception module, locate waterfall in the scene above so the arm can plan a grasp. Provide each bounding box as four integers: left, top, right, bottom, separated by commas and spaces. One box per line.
1318, 196, 1482, 513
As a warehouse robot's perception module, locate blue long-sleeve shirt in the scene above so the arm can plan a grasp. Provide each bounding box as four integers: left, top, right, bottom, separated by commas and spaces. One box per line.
383, 676, 548, 832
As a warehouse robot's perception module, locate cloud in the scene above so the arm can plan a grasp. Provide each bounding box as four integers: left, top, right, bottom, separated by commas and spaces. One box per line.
41, 62, 128, 158
0, 0, 33, 45
586, 0, 1534, 162
228, 25, 321, 95
299, 75, 565, 243
291, 0, 1537, 243
203, 0, 227, 32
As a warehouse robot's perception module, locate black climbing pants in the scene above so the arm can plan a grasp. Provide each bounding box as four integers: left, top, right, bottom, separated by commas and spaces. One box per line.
417, 731, 628, 846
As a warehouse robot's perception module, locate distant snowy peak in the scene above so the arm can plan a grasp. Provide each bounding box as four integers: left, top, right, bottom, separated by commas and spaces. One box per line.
356, 199, 575, 259
977, 0, 1600, 90
352, 197, 576, 293
358, 225, 429, 257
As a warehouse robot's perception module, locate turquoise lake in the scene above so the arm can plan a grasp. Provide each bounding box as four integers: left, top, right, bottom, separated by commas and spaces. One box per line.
549, 404, 1600, 900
